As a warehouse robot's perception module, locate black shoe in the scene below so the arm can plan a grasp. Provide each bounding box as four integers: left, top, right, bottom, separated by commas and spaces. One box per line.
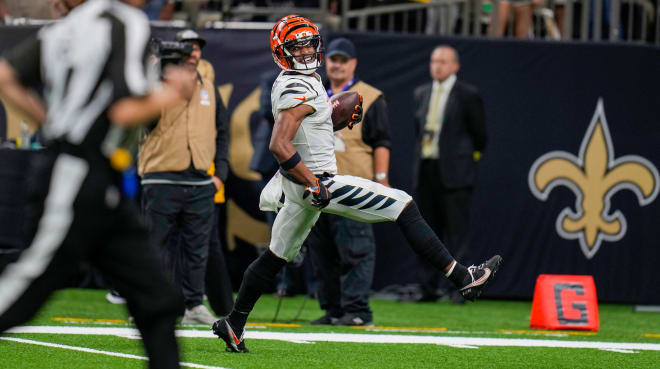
459, 255, 503, 302
449, 290, 466, 305
105, 290, 126, 305
212, 319, 249, 353
310, 313, 339, 325
333, 313, 374, 327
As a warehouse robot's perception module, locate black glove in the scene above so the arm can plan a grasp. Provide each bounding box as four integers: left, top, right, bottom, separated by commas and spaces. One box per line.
347, 94, 363, 130
304, 178, 331, 209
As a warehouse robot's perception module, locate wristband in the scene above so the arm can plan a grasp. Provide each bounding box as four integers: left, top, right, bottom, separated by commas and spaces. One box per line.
375, 172, 388, 181
280, 152, 301, 171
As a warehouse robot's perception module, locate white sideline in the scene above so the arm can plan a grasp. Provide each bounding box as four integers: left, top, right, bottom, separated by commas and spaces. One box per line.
4, 325, 660, 352
0, 336, 230, 369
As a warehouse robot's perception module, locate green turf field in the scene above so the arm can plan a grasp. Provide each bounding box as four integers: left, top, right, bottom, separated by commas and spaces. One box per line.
1, 289, 659, 368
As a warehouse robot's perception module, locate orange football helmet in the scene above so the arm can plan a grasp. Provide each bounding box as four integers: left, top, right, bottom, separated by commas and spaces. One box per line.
270, 14, 323, 73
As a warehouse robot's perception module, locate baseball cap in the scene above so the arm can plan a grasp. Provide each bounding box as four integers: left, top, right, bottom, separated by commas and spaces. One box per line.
176, 29, 206, 49
326, 38, 356, 59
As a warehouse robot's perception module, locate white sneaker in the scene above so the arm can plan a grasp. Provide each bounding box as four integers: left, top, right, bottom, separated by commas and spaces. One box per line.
105, 290, 126, 304
182, 304, 216, 325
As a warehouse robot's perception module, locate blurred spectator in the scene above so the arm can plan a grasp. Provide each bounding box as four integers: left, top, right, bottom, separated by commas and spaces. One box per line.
425, 0, 460, 35
552, 0, 566, 36
176, 0, 223, 26
587, 0, 613, 39
0, 0, 7, 20
496, 0, 533, 38
411, 46, 486, 303
2, 0, 51, 19
143, 0, 175, 20
6, 0, 52, 18
50, 0, 87, 19
0, 0, 89, 20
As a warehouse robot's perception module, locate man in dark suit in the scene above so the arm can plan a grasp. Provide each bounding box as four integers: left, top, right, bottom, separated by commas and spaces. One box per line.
412, 45, 487, 303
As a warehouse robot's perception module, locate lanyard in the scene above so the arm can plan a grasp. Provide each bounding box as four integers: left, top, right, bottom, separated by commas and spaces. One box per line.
326, 77, 355, 97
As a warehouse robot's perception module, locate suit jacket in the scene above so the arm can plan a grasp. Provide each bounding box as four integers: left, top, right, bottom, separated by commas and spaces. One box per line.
413, 79, 487, 190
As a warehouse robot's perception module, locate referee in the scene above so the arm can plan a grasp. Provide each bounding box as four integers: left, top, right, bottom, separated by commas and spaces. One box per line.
0, 1, 194, 368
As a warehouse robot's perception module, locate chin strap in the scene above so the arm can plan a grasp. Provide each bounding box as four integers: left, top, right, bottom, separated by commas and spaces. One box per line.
286, 56, 321, 74
294, 68, 318, 75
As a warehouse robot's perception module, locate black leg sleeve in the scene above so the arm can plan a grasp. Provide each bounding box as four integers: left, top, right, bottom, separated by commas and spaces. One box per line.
228, 249, 287, 332
396, 201, 455, 269
396, 201, 469, 287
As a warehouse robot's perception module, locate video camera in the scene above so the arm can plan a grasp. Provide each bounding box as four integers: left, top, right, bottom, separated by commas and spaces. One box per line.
149, 38, 193, 75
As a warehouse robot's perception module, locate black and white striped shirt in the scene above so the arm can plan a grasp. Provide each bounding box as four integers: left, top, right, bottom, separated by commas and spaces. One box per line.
6, 0, 154, 152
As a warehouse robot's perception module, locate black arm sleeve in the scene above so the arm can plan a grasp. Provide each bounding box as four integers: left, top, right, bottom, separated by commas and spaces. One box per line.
214, 88, 230, 182
361, 96, 391, 150
4, 35, 42, 89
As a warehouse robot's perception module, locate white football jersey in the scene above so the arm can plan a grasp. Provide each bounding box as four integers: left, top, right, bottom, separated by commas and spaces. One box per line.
271, 71, 337, 175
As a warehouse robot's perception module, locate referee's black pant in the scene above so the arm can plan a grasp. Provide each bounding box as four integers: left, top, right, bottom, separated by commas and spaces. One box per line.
0, 149, 182, 369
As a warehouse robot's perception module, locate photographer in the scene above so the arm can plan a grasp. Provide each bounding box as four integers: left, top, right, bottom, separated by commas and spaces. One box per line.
139, 29, 229, 324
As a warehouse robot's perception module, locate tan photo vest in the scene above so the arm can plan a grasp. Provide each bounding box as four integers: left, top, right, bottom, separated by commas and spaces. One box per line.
138, 77, 217, 176
334, 81, 383, 180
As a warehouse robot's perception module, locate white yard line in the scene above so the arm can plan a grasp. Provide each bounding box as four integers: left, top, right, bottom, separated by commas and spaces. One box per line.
0, 336, 229, 369
4, 325, 660, 352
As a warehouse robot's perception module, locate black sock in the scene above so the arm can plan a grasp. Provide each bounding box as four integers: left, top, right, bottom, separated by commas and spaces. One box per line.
446, 261, 470, 288
396, 201, 469, 288
226, 309, 249, 334
227, 250, 287, 334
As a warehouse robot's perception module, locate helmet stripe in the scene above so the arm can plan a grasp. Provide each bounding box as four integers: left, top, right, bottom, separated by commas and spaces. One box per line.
282, 24, 316, 41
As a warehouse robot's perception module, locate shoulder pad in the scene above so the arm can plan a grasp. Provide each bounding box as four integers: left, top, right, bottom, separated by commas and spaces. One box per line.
274, 76, 319, 112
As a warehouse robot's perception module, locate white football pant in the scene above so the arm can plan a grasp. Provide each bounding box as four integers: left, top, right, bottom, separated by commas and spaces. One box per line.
260, 172, 412, 261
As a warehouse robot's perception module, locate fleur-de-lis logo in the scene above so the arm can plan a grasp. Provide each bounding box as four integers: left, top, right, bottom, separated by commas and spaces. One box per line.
529, 99, 659, 259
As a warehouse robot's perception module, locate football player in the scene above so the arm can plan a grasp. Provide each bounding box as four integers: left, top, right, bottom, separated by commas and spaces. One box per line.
212, 14, 502, 353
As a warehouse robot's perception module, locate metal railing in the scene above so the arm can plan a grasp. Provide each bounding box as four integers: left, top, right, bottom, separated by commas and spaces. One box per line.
2, 0, 657, 44
341, 0, 484, 36
340, 0, 658, 43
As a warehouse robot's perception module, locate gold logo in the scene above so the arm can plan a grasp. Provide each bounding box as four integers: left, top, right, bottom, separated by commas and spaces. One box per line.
529, 99, 659, 259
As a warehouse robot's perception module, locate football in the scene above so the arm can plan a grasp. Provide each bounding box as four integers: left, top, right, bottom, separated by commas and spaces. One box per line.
330, 91, 360, 131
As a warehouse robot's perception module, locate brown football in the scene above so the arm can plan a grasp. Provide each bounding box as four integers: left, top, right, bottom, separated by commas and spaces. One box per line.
330, 91, 360, 131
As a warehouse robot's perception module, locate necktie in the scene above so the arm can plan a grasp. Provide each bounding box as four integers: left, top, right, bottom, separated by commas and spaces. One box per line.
422, 84, 442, 159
